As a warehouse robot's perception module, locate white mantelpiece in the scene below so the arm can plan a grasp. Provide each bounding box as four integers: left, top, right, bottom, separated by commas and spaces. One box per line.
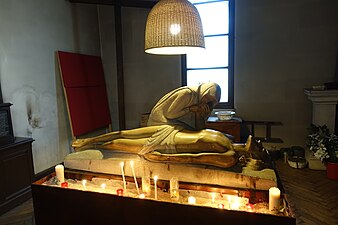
304, 89, 338, 170
304, 89, 338, 133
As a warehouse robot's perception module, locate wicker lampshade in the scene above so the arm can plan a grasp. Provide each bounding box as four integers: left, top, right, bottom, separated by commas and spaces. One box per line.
145, 0, 205, 55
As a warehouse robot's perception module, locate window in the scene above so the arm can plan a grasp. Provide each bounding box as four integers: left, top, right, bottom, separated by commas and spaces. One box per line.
182, 0, 234, 109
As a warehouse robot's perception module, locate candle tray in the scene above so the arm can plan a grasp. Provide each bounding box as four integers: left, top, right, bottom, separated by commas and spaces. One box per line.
31, 169, 296, 225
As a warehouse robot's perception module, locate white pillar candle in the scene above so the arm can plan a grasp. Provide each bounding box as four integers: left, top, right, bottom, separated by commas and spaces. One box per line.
211, 192, 216, 203
230, 196, 240, 210
154, 175, 158, 200
142, 175, 151, 196
188, 196, 196, 205
82, 179, 87, 189
120, 162, 127, 191
55, 164, 64, 183
269, 187, 281, 211
170, 177, 179, 201
130, 161, 140, 194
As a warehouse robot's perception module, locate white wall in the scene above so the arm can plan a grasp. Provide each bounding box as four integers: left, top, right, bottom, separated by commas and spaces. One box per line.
122, 7, 181, 129
98, 6, 181, 130
235, 0, 338, 149
97, 5, 119, 131
0, 0, 101, 173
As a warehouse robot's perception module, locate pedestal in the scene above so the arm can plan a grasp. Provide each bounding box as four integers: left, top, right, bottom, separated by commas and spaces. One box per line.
304, 89, 338, 132
304, 89, 338, 170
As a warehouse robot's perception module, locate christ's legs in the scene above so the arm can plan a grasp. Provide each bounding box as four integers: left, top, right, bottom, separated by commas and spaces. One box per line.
100, 138, 149, 153
72, 125, 163, 149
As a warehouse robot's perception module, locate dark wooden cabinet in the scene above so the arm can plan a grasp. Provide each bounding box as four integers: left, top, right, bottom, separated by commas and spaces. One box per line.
206, 117, 241, 142
0, 137, 34, 215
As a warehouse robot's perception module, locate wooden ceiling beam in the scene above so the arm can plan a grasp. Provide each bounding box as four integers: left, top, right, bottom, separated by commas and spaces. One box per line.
69, 0, 157, 8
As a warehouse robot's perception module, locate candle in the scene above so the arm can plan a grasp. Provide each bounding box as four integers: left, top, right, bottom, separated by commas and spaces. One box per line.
188, 196, 196, 205
269, 187, 280, 211
130, 161, 140, 194
170, 177, 179, 201
117, 188, 124, 196
230, 197, 240, 210
246, 203, 254, 212
82, 179, 87, 189
55, 164, 64, 183
154, 175, 158, 200
211, 192, 216, 203
61, 182, 68, 188
120, 162, 127, 191
142, 175, 151, 196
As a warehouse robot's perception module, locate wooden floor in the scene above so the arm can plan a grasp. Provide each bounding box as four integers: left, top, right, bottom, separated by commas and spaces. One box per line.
276, 160, 338, 225
0, 198, 34, 225
0, 160, 337, 225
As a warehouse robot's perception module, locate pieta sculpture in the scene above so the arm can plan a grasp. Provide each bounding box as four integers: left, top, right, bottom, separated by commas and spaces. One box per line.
72, 83, 258, 168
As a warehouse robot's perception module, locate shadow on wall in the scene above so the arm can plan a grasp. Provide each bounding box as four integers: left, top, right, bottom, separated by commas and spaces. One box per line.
11, 85, 61, 173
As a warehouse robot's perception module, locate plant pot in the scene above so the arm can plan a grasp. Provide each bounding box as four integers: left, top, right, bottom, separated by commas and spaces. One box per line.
326, 162, 338, 180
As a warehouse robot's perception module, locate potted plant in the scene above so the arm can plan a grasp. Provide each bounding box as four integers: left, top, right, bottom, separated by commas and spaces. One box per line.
306, 124, 338, 180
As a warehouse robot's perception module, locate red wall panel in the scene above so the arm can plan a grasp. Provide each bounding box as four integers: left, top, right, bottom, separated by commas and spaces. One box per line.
58, 51, 111, 136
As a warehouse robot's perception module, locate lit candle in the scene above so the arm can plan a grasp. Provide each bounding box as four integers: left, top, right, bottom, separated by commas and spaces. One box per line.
154, 175, 158, 200
246, 203, 254, 212
82, 179, 87, 189
55, 164, 64, 183
230, 197, 240, 210
130, 161, 140, 194
188, 196, 196, 205
211, 192, 216, 203
269, 187, 280, 211
120, 162, 127, 191
139, 193, 146, 199
101, 183, 106, 189
116, 188, 124, 196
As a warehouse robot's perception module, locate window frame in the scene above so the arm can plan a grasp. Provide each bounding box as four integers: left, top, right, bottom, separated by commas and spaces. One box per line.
181, 0, 235, 109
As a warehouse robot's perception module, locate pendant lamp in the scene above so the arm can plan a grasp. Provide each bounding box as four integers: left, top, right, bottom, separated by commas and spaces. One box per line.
145, 0, 205, 55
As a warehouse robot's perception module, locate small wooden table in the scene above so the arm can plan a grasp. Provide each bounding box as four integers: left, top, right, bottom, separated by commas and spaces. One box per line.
206, 117, 241, 142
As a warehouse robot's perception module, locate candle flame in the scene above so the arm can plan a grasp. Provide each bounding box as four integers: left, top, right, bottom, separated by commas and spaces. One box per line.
130, 161, 134, 167
101, 183, 106, 189
120, 162, 124, 167
154, 175, 158, 181
188, 196, 196, 204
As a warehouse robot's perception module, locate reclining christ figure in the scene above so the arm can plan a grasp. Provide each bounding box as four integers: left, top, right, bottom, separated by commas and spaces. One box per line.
72, 83, 254, 168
